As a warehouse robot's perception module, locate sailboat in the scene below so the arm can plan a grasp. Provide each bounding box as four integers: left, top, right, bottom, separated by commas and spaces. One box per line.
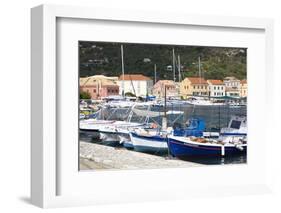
129, 85, 172, 153
129, 49, 183, 153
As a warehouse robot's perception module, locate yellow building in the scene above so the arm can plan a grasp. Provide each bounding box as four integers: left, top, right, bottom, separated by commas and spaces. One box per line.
180, 77, 209, 98
240, 79, 247, 97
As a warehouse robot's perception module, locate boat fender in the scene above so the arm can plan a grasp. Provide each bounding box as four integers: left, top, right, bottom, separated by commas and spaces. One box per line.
151, 123, 158, 129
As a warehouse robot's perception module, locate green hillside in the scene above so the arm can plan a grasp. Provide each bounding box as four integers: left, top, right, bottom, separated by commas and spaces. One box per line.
79, 41, 246, 81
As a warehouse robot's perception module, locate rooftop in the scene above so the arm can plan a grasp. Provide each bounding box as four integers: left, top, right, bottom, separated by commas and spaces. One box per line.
241, 79, 247, 84
118, 74, 152, 81
185, 77, 208, 84
224, 76, 239, 81
155, 80, 176, 86
207, 79, 224, 85
80, 75, 118, 87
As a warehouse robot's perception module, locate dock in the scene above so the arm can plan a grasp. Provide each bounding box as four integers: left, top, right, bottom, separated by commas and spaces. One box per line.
80, 141, 200, 170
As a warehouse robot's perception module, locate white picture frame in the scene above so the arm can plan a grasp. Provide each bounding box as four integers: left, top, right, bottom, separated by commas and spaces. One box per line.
31, 4, 274, 208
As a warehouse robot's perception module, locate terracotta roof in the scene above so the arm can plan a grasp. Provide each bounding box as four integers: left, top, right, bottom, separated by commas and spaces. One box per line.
207, 79, 224, 85
186, 77, 208, 84
241, 79, 247, 84
118, 74, 151, 81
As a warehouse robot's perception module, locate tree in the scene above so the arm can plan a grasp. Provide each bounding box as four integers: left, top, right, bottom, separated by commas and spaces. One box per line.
80, 90, 91, 99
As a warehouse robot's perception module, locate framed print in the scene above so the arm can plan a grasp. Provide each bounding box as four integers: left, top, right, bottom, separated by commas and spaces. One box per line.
31, 4, 274, 208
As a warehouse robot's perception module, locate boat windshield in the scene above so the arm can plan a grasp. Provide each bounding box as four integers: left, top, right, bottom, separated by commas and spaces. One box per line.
230, 120, 241, 129
185, 119, 198, 129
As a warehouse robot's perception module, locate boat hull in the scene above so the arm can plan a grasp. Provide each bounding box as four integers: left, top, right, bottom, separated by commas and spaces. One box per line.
99, 132, 122, 146
130, 132, 168, 153
168, 136, 247, 157
118, 135, 134, 149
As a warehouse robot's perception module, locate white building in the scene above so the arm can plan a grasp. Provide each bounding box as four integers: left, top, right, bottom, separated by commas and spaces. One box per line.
223, 76, 241, 97
207, 79, 225, 97
117, 74, 153, 97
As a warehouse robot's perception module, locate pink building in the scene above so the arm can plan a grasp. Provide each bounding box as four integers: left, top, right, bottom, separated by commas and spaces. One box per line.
152, 80, 178, 98
80, 75, 119, 99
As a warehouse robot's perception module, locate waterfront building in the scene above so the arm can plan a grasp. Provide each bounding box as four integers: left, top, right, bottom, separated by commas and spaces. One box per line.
207, 79, 225, 97
240, 79, 247, 97
152, 80, 178, 98
180, 77, 208, 98
80, 75, 119, 99
117, 74, 153, 97
223, 76, 241, 97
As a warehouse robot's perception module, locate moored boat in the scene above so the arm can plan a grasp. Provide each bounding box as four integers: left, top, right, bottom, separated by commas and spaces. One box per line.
129, 128, 169, 153
98, 121, 148, 146
129, 117, 208, 153
167, 116, 247, 157
79, 119, 116, 132
167, 136, 246, 157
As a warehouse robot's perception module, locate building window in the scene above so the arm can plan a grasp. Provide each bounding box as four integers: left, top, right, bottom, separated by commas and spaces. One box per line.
93, 89, 96, 93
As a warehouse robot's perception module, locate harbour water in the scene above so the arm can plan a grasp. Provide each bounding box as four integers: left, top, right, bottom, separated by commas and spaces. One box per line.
80, 104, 247, 167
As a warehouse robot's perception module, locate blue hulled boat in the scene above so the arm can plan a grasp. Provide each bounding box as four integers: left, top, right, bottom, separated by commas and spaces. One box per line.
167, 116, 247, 157
168, 136, 247, 157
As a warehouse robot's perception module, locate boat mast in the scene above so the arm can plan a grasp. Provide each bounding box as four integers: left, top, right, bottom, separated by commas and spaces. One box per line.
154, 64, 157, 84
172, 48, 176, 82
129, 74, 136, 96
162, 85, 167, 130
121, 44, 125, 97
178, 55, 181, 82
198, 56, 202, 96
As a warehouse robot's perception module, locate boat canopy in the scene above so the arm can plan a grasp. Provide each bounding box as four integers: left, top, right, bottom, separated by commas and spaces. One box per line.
173, 118, 206, 137
132, 108, 183, 118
